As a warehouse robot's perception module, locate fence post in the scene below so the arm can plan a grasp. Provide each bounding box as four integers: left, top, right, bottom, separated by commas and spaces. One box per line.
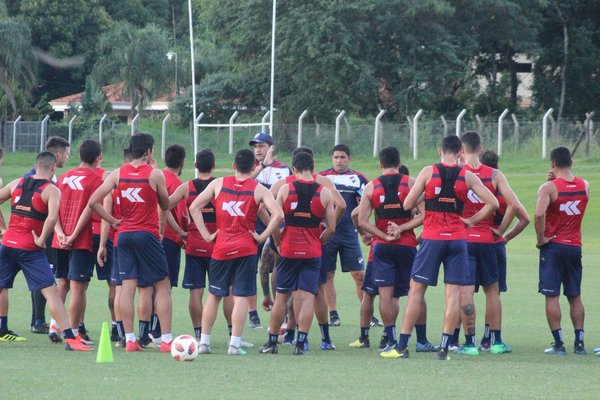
497, 108, 509, 156
456, 109, 467, 136
585, 112, 595, 158
334, 110, 346, 145
475, 114, 483, 134
511, 113, 520, 152
373, 109, 386, 157
441, 116, 448, 136
542, 108, 554, 159
406, 116, 413, 149
131, 113, 139, 136
413, 109, 423, 160
40, 115, 50, 152
12, 115, 21, 152
228, 111, 239, 155
68, 115, 77, 145
99, 114, 107, 144
298, 109, 308, 148
161, 113, 171, 159
261, 111, 271, 134
193, 113, 204, 178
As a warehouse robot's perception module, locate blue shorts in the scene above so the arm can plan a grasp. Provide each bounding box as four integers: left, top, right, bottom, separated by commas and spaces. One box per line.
539, 242, 582, 297
468, 242, 498, 287
182, 255, 210, 290
275, 257, 321, 296
411, 239, 469, 286
362, 262, 378, 296
496, 242, 507, 292
162, 237, 182, 287
372, 243, 415, 297
54, 248, 96, 281
93, 235, 113, 281
208, 255, 258, 297
0, 246, 56, 291
118, 231, 169, 287
110, 246, 121, 286
321, 235, 364, 273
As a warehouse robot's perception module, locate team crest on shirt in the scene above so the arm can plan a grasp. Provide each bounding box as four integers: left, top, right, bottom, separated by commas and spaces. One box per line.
434, 187, 441, 195
379, 195, 385, 203
291, 201, 298, 210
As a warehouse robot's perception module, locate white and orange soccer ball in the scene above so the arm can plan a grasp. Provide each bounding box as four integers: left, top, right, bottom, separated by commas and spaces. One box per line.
170, 335, 199, 361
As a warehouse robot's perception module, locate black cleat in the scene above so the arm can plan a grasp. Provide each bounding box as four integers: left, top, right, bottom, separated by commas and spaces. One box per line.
258, 342, 278, 354
31, 322, 49, 334
437, 348, 450, 360
293, 346, 305, 356
370, 317, 383, 327
48, 332, 63, 344
329, 315, 341, 327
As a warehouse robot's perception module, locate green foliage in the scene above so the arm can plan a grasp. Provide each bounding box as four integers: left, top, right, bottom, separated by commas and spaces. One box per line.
81, 75, 111, 116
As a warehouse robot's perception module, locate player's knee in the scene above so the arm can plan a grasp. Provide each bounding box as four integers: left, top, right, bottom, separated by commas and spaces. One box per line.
462, 303, 475, 316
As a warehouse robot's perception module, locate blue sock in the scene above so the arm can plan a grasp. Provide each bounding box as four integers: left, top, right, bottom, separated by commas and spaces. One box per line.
451, 327, 460, 345
465, 333, 475, 345
151, 314, 161, 335
139, 320, 150, 340
194, 327, 202, 339
398, 333, 411, 349
384, 325, 397, 346
117, 321, 125, 338
63, 329, 75, 340
482, 324, 491, 342
268, 332, 279, 345
34, 318, 45, 326
440, 332, 453, 351
574, 329, 584, 345
249, 310, 259, 319
319, 323, 331, 344
296, 331, 308, 348
491, 330, 502, 345
285, 328, 295, 342
415, 324, 427, 344
551, 329, 563, 347
228, 325, 233, 336
360, 327, 370, 340
0, 316, 7, 331
78, 322, 87, 334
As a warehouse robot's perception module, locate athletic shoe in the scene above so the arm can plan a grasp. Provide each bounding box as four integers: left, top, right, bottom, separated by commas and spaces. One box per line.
148, 332, 162, 346
415, 342, 439, 352
64, 338, 92, 351
159, 340, 172, 353
125, 340, 143, 352
574, 342, 587, 355
378, 335, 387, 351
370, 317, 383, 327
378, 344, 395, 353
292, 339, 310, 352
457, 343, 479, 356
115, 338, 126, 348
349, 338, 370, 348
227, 345, 247, 355
329, 315, 341, 327
448, 342, 460, 353
198, 343, 211, 354
293, 346, 305, 356
282, 336, 294, 345
479, 341, 491, 352
381, 347, 409, 359
258, 342, 278, 354
544, 343, 566, 355
593, 347, 600, 354
320, 341, 336, 351
0, 330, 26, 342
240, 338, 254, 348
139, 337, 159, 349
77, 333, 94, 346
436, 348, 450, 360
249, 315, 263, 329
48, 332, 63, 344
31, 322, 49, 334
490, 343, 513, 354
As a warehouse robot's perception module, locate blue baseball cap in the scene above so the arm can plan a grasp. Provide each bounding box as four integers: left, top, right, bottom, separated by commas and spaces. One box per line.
249, 132, 274, 146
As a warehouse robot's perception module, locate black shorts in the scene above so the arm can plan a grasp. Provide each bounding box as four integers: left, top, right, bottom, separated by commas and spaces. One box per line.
538, 242, 582, 297
118, 231, 169, 287
275, 257, 320, 296
162, 237, 182, 287
93, 235, 113, 281
372, 243, 415, 297
411, 239, 470, 287
321, 235, 365, 273
468, 242, 498, 287
182, 255, 210, 290
208, 255, 258, 297
110, 245, 122, 286
54, 248, 96, 282
0, 246, 55, 291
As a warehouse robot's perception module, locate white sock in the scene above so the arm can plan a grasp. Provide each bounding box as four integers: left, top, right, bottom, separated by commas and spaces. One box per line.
49, 319, 59, 332
230, 335, 241, 348
199, 334, 211, 346
125, 332, 136, 342
72, 328, 79, 336
161, 333, 172, 343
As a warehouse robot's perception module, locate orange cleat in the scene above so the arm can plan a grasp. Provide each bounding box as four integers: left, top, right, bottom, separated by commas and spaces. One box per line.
64, 338, 93, 352
159, 340, 172, 353
125, 340, 143, 352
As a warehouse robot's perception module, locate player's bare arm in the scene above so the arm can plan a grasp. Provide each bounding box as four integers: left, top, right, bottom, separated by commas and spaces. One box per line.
62, 206, 93, 248
89, 169, 120, 228
317, 175, 346, 224
534, 182, 556, 248
189, 178, 221, 242
503, 199, 531, 242
251, 184, 283, 244
319, 187, 336, 244
357, 181, 393, 242
168, 182, 190, 210
493, 170, 528, 235
32, 184, 60, 248
463, 170, 499, 227
150, 169, 169, 211
97, 193, 113, 267
403, 166, 431, 210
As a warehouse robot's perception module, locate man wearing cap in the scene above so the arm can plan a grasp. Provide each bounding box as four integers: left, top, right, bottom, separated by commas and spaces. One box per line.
248, 132, 291, 328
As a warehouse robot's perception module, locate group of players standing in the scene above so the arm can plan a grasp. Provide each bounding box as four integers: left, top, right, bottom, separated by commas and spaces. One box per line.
0, 129, 591, 359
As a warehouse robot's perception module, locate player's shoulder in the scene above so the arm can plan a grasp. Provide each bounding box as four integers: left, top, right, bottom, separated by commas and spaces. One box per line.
350, 169, 368, 183
271, 160, 289, 169
318, 168, 335, 176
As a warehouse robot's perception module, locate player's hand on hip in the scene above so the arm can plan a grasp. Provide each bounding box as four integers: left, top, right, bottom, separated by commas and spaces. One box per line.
249, 230, 263, 244
203, 229, 219, 243
31, 230, 46, 248
360, 232, 374, 246
536, 235, 555, 249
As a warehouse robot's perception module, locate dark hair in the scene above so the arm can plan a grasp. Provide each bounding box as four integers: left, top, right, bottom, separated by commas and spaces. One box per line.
165, 144, 186, 169
332, 144, 351, 156
293, 146, 313, 157
79, 139, 102, 164
441, 135, 462, 155
292, 151, 314, 172
379, 146, 400, 168
234, 149, 255, 174
550, 147, 572, 168
196, 148, 215, 173
123, 148, 134, 163
129, 133, 154, 159
398, 165, 409, 175
35, 151, 57, 170
45, 136, 70, 152
480, 150, 499, 169
460, 131, 481, 153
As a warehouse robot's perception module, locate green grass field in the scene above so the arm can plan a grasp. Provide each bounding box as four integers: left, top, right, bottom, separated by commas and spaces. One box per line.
0, 146, 599, 400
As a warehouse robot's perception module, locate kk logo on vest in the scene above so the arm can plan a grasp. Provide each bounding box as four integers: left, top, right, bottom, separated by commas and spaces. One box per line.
559, 200, 581, 216
122, 188, 144, 202
63, 176, 85, 190
467, 190, 483, 204
222, 201, 245, 217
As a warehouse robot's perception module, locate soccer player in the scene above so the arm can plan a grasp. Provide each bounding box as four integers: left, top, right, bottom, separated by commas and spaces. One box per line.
357, 147, 423, 352
534, 147, 588, 355
0, 151, 91, 351
319, 144, 368, 326
381, 135, 497, 360
89, 133, 174, 353
259, 151, 336, 355
190, 149, 283, 355
456, 132, 528, 355
52, 139, 104, 344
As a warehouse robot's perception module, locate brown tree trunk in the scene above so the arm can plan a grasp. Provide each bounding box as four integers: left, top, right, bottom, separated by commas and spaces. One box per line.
554, 3, 568, 141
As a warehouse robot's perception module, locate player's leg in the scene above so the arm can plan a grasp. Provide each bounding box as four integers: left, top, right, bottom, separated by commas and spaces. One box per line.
314, 261, 332, 350
153, 277, 173, 351
295, 289, 316, 355
539, 243, 566, 355
564, 245, 585, 354
261, 256, 293, 353
31, 237, 53, 333
350, 261, 377, 348
457, 244, 478, 355
67, 250, 94, 343
136, 286, 154, 347
228, 255, 258, 355
321, 239, 339, 325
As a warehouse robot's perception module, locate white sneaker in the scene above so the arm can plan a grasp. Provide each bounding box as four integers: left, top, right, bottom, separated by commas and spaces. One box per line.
593, 347, 600, 354
198, 343, 211, 354
148, 332, 162, 346
227, 345, 247, 355
240, 338, 254, 348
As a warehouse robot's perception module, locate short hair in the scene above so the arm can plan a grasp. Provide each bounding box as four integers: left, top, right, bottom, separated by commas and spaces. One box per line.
79, 139, 102, 164
234, 149, 255, 174
460, 131, 481, 153
196, 148, 215, 173
550, 147, 572, 168
441, 135, 462, 155
398, 165, 409, 175
45, 136, 70, 153
123, 148, 134, 163
293, 146, 313, 157
129, 133, 154, 159
480, 150, 499, 169
164, 144, 186, 169
35, 151, 57, 171
292, 151, 314, 173
379, 146, 400, 168
332, 144, 351, 156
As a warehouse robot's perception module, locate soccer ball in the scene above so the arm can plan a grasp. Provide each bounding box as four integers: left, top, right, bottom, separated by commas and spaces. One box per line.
170, 335, 199, 361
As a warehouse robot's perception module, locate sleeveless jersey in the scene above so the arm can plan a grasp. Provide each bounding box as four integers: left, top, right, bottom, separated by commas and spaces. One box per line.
422, 163, 468, 240
91, 167, 106, 235
186, 177, 216, 257
163, 169, 188, 246
3, 177, 52, 251
462, 164, 496, 243
116, 164, 159, 238
545, 177, 588, 247
212, 176, 259, 260
52, 167, 103, 251
281, 180, 326, 258
110, 189, 122, 244
371, 173, 416, 247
